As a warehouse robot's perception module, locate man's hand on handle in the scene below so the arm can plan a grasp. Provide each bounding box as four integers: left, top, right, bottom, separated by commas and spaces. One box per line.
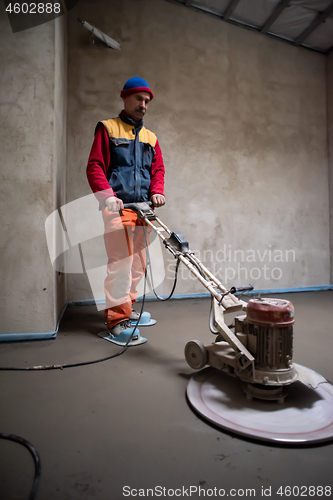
105, 196, 124, 213
150, 194, 165, 208
105, 194, 165, 212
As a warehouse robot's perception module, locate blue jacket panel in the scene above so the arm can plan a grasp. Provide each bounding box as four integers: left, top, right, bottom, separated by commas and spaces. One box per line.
98, 114, 157, 204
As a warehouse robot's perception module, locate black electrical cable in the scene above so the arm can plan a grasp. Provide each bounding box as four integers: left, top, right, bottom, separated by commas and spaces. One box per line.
184, 251, 208, 281
152, 258, 180, 301
0, 217, 148, 500
144, 229, 181, 301
63, 279, 146, 369
209, 285, 253, 335
0, 254, 148, 371
209, 296, 219, 335
0, 433, 41, 500
146, 229, 210, 301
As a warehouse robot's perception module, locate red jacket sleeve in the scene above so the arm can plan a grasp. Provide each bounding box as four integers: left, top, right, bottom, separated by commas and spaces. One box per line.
86, 123, 115, 205
149, 139, 165, 197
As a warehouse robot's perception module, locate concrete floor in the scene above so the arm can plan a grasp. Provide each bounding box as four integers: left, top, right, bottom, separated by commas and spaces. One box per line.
0, 292, 332, 499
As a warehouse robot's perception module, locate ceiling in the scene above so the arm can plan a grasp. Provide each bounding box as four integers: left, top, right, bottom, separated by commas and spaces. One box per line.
165, 0, 333, 55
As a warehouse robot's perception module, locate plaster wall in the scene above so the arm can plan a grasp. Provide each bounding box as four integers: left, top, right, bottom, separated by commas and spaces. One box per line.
328, 52, 333, 284
66, 0, 329, 302
0, 8, 67, 334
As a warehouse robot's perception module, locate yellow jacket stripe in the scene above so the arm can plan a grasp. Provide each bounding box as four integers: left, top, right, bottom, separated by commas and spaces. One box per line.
101, 117, 157, 147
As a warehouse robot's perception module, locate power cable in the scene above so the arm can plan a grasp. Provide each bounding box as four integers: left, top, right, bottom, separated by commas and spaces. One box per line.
144, 229, 181, 301
0, 433, 41, 500
0, 215, 149, 500
0, 254, 147, 371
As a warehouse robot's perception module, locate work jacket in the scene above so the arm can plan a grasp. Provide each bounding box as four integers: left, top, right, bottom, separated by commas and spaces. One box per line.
86, 111, 165, 206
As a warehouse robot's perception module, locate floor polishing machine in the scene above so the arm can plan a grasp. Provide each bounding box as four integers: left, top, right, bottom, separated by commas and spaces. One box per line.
102, 202, 333, 444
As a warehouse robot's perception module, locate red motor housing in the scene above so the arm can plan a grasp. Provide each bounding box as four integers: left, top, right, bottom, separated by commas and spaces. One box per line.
246, 298, 294, 327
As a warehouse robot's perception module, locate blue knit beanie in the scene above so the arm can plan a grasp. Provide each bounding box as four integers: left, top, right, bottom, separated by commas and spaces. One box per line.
120, 77, 154, 100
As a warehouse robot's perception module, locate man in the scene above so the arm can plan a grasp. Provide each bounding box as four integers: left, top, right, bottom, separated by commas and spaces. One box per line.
86, 77, 165, 339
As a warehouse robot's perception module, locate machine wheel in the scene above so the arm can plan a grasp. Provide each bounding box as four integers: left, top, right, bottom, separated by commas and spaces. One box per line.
185, 341, 208, 370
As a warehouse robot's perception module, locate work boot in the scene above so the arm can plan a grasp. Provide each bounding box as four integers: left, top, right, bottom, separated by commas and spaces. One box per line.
129, 309, 155, 326
108, 319, 139, 340
129, 309, 140, 321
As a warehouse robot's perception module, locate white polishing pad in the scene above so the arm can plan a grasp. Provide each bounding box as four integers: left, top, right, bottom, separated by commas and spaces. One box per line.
186, 365, 333, 444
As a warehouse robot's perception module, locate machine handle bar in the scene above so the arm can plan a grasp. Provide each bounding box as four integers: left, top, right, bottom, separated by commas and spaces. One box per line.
123, 201, 152, 210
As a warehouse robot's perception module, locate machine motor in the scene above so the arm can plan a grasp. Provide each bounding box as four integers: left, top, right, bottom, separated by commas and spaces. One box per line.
242, 297, 294, 371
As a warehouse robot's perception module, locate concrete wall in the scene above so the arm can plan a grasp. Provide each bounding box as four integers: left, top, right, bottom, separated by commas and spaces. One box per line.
0, 8, 67, 334
328, 52, 333, 284
66, 0, 329, 302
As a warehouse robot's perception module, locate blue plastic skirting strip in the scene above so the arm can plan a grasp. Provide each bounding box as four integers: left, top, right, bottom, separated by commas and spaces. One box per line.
140, 285, 333, 300
241, 285, 333, 294
69, 285, 333, 306
0, 302, 68, 343
0, 332, 57, 342
1, 286, 332, 342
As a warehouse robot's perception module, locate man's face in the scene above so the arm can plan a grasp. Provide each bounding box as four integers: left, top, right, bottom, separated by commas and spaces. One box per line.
122, 92, 151, 122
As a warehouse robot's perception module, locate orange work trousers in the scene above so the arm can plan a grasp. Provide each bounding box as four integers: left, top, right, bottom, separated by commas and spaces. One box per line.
102, 207, 150, 329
